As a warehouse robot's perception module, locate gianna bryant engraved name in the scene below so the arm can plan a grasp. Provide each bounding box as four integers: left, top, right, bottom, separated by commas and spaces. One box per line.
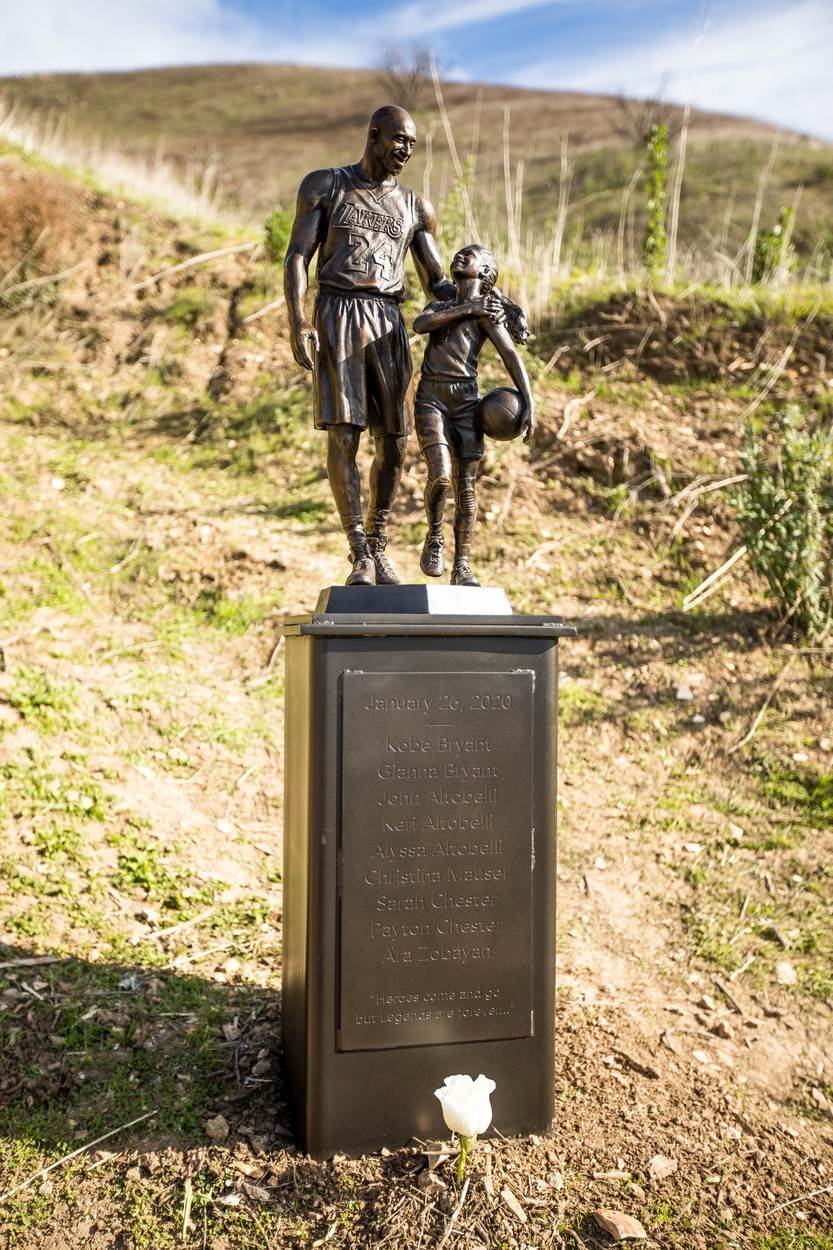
339, 670, 534, 1050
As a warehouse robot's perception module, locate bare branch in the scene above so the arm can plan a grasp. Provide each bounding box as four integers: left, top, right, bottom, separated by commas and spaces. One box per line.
376, 43, 433, 112
613, 77, 682, 147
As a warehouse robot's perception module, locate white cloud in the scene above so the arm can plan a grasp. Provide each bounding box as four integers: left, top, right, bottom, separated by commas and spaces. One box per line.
384, 0, 562, 39
511, 0, 833, 141
0, 0, 572, 77
0, 0, 368, 75
1, 0, 828, 145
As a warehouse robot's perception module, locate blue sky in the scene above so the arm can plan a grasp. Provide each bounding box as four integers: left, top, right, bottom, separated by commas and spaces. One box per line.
1, 0, 831, 141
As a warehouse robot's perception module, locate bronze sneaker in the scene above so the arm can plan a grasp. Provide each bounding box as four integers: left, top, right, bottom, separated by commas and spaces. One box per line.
450, 558, 479, 587
345, 546, 375, 586
420, 532, 445, 577
367, 536, 401, 585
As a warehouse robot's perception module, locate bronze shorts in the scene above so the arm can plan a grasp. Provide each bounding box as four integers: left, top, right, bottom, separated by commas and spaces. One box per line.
313, 291, 413, 436
414, 376, 483, 462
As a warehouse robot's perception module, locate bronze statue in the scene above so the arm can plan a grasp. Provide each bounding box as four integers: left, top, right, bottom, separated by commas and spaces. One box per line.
413, 245, 534, 587
284, 105, 454, 586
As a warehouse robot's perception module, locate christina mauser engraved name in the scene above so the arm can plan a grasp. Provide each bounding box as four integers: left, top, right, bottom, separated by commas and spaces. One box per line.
364, 864, 507, 886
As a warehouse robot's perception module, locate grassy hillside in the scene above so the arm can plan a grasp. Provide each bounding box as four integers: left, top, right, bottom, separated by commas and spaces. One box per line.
1, 141, 832, 1248
2, 63, 832, 265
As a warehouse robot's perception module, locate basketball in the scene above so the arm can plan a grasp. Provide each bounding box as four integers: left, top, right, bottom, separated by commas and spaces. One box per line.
477, 387, 524, 441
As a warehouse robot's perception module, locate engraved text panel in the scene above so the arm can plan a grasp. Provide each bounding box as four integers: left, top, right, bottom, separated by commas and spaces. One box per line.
338, 670, 534, 1051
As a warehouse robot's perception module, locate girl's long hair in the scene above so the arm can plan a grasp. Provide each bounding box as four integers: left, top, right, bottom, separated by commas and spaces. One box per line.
467, 245, 530, 345
495, 291, 530, 345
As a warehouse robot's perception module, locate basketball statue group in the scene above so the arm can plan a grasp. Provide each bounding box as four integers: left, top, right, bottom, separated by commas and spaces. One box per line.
284, 105, 534, 588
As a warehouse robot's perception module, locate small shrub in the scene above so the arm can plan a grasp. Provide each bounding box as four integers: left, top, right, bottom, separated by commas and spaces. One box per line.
752, 205, 796, 284
263, 209, 292, 264
735, 406, 833, 636
642, 123, 668, 281
439, 155, 475, 257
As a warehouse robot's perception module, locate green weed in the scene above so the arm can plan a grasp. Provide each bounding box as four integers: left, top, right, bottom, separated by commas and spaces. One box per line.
736, 406, 833, 637
757, 1233, 833, 1249
0, 756, 108, 822
108, 827, 185, 899
263, 208, 292, 263
643, 123, 668, 280
558, 683, 608, 727
3, 665, 78, 731
156, 286, 218, 330
754, 758, 833, 827
189, 587, 266, 634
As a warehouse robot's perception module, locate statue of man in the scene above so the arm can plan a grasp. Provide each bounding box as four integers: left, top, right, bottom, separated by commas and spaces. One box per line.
284, 105, 454, 586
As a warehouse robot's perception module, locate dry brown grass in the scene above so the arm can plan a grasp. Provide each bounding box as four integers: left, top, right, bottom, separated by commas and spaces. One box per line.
0, 62, 817, 221
0, 165, 89, 281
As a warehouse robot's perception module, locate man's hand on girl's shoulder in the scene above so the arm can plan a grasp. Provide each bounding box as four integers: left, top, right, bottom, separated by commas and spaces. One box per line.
470, 293, 505, 324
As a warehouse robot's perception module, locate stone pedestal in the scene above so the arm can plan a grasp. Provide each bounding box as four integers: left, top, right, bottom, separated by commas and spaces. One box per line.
280, 586, 573, 1159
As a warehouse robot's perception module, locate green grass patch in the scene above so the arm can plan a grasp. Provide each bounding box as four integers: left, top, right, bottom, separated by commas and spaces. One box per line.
661, 773, 833, 996
754, 759, 833, 828
107, 824, 199, 905
154, 286, 219, 330
558, 682, 608, 726
188, 586, 267, 634
0, 754, 108, 824
757, 1234, 833, 1250
0, 958, 272, 1158
2, 664, 79, 732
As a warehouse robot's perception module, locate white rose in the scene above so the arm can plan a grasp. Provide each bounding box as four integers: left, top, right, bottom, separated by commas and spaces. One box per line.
434, 1073, 495, 1138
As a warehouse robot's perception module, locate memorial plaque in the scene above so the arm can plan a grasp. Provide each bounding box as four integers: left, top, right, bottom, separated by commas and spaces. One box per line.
338, 670, 534, 1051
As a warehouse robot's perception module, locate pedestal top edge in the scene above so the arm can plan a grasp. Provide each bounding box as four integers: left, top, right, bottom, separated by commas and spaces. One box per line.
314, 584, 514, 616
280, 614, 576, 639
279, 585, 576, 638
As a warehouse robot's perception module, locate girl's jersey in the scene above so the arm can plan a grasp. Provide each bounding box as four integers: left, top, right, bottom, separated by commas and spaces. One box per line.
317, 165, 420, 299
420, 302, 488, 380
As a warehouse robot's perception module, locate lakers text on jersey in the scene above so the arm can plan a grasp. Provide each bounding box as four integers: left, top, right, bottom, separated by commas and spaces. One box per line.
317, 166, 419, 299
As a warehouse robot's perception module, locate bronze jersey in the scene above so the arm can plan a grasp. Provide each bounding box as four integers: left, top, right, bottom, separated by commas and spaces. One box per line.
420, 302, 488, 381
316, 165, 420, 298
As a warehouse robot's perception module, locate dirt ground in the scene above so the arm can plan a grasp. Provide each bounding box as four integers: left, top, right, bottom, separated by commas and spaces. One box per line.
1, 152, 833, 1249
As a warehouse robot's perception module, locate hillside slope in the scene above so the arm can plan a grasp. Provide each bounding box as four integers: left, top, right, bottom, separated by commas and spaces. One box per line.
2, 63, 832, 255
0, 147, 832, 1249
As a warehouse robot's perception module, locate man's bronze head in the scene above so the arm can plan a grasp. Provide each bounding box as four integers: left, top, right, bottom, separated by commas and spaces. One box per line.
367, 105, 417, 176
